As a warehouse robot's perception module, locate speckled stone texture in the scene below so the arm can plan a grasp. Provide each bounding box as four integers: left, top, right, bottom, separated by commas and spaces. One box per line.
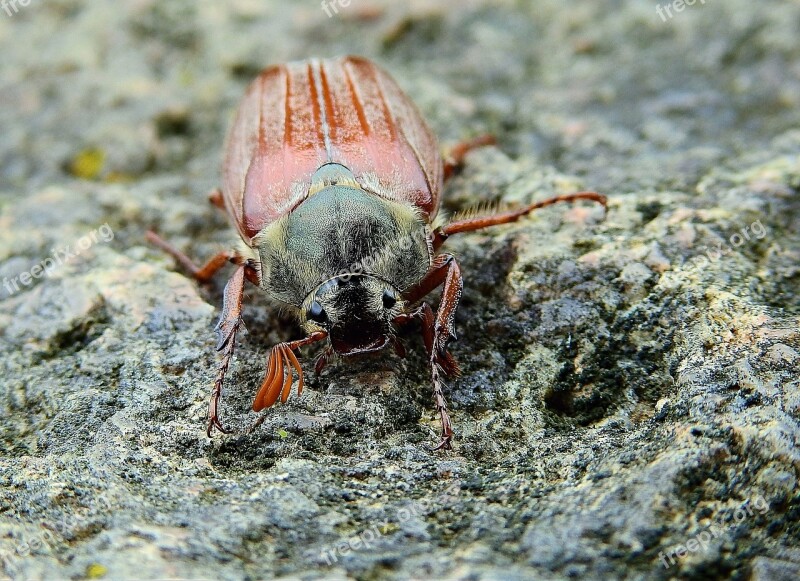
0, 1, 798, 580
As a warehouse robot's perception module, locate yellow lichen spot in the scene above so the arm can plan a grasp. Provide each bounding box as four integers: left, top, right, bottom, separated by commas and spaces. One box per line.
69, 148, 105, 180
85, 563, 108, 578
277, 429, 289, 439
379, 522, 400, 534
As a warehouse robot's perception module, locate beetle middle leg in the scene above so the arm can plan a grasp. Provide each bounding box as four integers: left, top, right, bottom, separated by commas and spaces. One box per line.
401, 253, 465, 449
145, 230, 235, 283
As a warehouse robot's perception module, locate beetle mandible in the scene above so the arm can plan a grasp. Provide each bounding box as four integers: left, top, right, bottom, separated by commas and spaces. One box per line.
147, 56, 606, 450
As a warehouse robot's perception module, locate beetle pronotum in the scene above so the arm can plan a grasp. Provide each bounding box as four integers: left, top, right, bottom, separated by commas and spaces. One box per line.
147, 56, 606, 449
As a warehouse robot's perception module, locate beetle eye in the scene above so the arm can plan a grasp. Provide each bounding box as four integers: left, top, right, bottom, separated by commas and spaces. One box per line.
382, 289, 397, 309
307, 301, 328, 324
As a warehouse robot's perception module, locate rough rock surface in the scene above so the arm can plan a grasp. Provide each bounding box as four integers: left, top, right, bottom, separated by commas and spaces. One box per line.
1, 1, 798, 580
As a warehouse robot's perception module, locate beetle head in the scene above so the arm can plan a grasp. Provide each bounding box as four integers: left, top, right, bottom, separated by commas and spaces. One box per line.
301, 274, 404, 355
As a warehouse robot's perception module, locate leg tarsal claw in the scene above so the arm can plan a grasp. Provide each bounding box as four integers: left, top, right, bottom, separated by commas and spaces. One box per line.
429, 365, 454, 451
433, 433, 453, 451
207, 415, 232, 437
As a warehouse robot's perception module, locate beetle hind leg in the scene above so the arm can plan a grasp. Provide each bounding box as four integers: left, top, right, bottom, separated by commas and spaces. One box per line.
432, 191, 607, 250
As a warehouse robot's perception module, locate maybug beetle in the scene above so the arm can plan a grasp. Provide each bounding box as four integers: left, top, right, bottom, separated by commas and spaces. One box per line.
147, 56, 606, 450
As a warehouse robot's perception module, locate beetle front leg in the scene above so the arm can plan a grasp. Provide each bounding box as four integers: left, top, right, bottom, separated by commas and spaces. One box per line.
418, 302, 456, 450
401, 253, 464, 449
311, 345, 336, 386
396, 302, 456, 450
208, 265, 247, 436
404, 253, 463, 377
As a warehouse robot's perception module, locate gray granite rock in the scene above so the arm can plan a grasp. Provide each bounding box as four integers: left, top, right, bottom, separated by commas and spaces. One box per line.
0, 1, 798, 580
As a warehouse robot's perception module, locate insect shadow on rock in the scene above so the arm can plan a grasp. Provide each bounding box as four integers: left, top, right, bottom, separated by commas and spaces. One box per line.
147, 56, 607, 450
